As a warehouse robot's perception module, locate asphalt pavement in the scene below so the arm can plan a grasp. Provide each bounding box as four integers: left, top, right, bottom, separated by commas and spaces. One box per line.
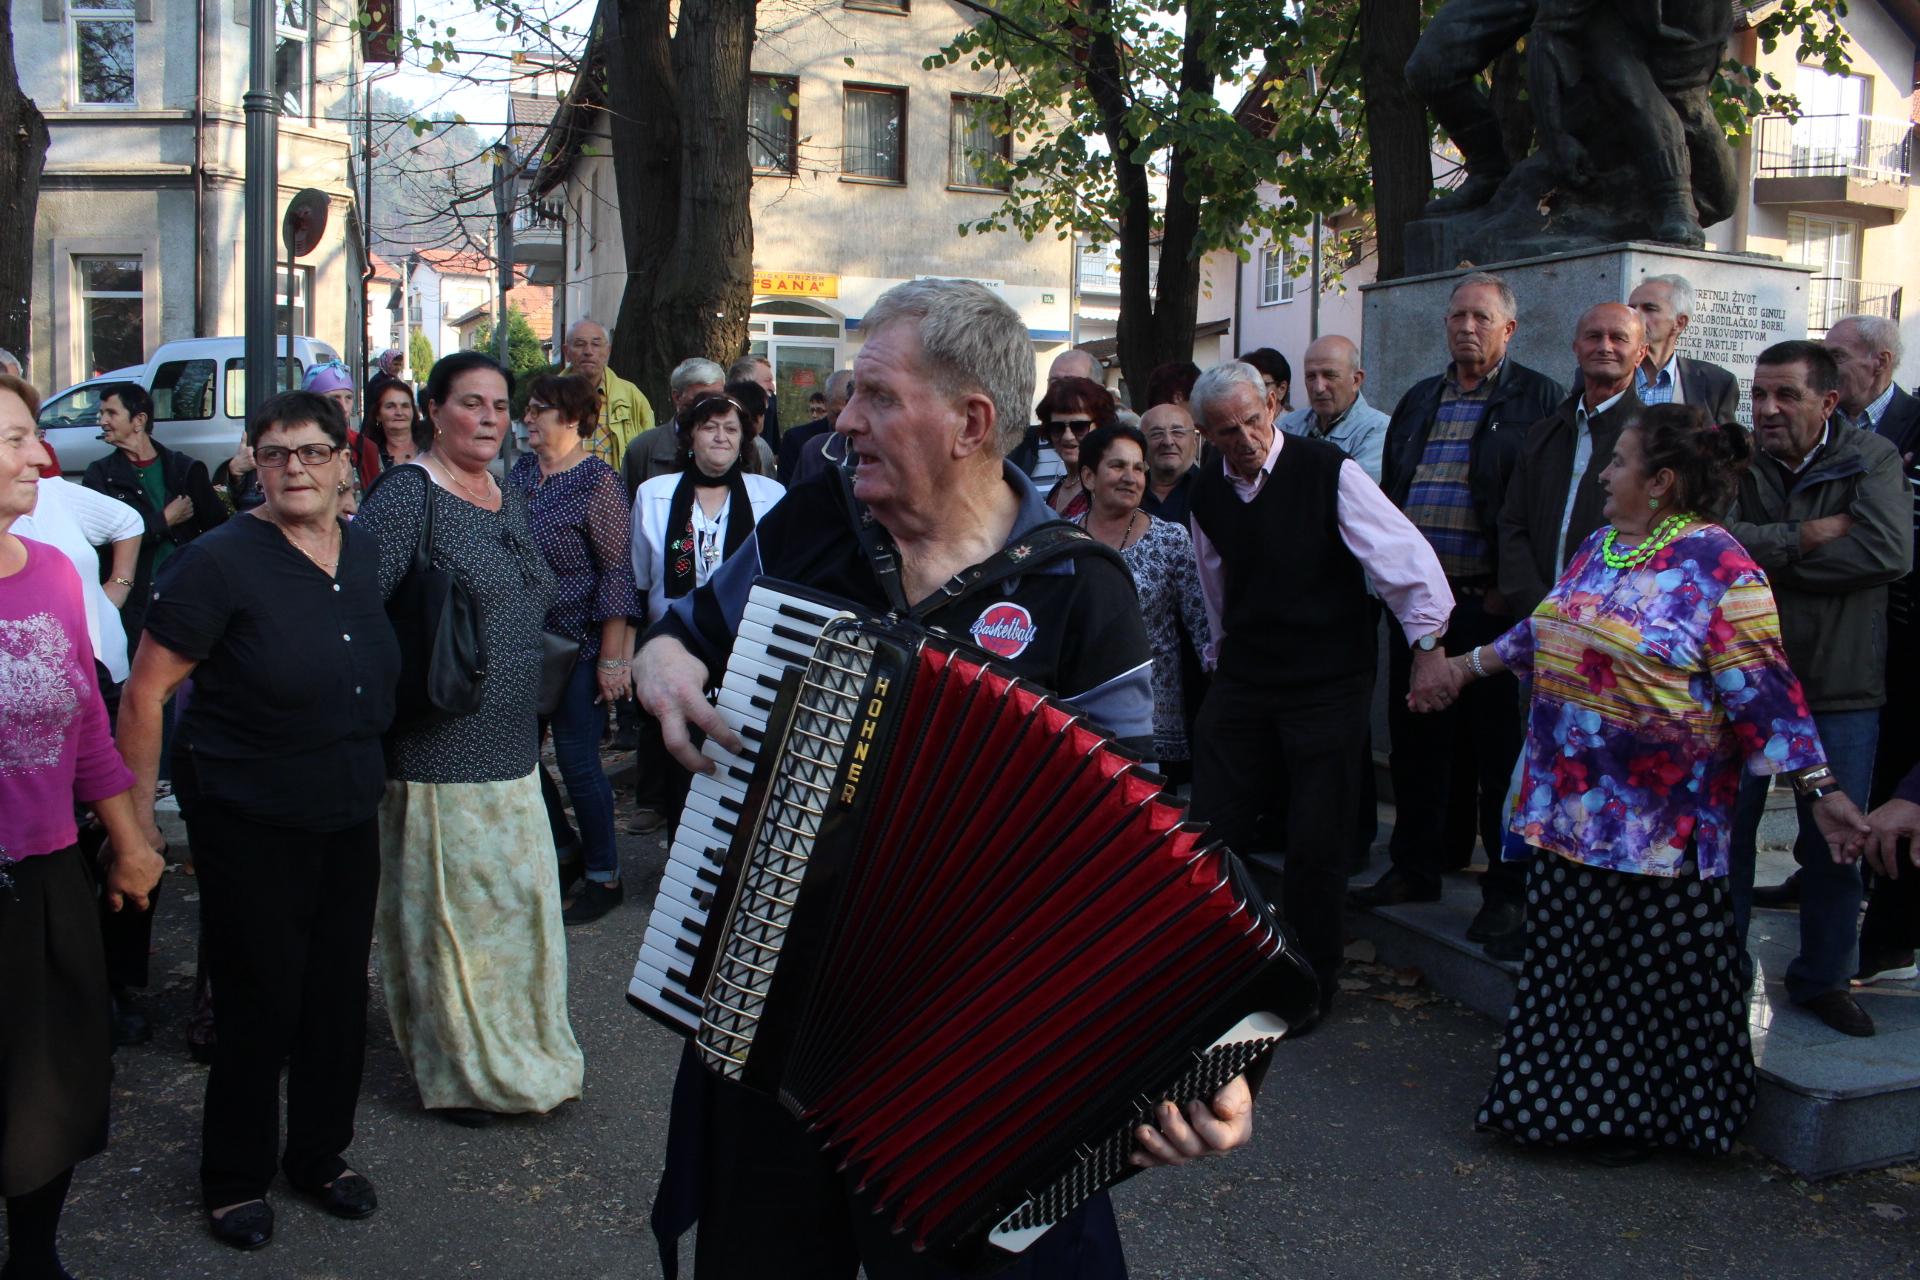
52, 783, 1920, 1280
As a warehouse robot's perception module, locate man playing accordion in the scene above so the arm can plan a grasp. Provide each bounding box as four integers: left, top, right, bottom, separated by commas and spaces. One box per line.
634, 279, 1262, 1277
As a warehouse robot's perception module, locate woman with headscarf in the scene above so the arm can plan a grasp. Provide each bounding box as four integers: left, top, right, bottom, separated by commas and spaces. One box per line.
302, 362, 380, 494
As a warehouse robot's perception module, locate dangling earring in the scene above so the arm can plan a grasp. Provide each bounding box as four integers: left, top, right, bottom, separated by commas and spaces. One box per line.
1649, 497, 1659, 510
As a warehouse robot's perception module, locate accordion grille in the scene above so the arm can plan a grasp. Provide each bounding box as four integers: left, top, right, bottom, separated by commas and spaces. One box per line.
695, 623, 877, 1079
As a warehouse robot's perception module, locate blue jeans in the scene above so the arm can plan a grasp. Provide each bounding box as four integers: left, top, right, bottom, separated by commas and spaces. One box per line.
547, 659, 620, 884
1729, 707, 1878, 1003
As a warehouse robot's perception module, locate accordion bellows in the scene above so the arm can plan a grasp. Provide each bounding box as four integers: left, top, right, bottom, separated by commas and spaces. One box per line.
630, 581, 1320, 1269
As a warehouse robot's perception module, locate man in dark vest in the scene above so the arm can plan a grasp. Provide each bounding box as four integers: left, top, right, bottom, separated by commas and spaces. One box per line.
1351, 272, 1563, 951
1188, 361, 1455, 1010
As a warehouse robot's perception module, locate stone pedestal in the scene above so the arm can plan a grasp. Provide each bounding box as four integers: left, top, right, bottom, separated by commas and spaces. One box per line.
1360, 243, 1816, 421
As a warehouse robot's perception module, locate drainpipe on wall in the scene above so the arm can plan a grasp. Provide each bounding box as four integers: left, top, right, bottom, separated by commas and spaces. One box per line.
193, 0, 207, 333
1309, 213, 1322, 341
1231, 239, 1243, 356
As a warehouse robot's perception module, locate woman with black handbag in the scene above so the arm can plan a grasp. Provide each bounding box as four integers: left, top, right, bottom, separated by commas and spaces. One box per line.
353, 353, 584, 1129
506, 373, 639, 925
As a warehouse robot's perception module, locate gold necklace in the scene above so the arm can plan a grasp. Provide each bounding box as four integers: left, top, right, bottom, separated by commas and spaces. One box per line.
435, 457, 495, 505
267, 515, 340, 575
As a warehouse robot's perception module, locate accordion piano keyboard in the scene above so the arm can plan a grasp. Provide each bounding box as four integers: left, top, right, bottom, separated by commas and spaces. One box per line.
696, 621, 879, 1079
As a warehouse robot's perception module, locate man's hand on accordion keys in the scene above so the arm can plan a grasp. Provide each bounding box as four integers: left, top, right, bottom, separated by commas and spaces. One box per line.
1128, 1074, 1254, 1169
634, 635, 741, 773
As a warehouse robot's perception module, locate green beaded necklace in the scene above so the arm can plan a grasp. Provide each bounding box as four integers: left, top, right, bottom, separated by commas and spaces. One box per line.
1600, 512, 1689, 570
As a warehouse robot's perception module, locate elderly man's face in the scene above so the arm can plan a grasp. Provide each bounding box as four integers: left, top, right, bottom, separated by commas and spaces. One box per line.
566, 324, 609, 381
1572, 304, 1646, 392
1626, 281, 1684, 355
1198, 380, 1276, 482
1049, 349, 1098, 384
1445, 284, 1516, 372
839, 321, 971, 515
1825, 319, 1891, 414
1751, 360, 1840, 466
1140, 405, 1197, 481
1302, 344, 1362, 424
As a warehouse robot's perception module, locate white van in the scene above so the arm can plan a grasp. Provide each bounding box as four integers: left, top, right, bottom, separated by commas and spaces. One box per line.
42, 335, 341, 476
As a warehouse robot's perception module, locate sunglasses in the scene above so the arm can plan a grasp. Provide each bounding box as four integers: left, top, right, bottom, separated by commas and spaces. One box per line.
1046, 418, 1095, 436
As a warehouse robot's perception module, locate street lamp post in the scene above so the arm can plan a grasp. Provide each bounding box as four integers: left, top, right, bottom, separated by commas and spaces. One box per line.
243, 0, 280, 416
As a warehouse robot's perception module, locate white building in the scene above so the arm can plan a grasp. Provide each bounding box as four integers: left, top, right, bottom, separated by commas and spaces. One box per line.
15, 0, 367, 387
406, 248, 499, 362
517, 0, 1076, 425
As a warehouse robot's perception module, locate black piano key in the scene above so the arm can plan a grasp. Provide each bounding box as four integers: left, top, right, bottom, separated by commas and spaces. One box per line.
771, 622, 818, 645
777, 603, 830, 624
755, 673, 783, 692
737, 746, 761, 764
667, 965, 693, 985
750, 695, 773, 712
673, 937, 699, 957
719, 795, 744, 815
663, 988, 703, 1017
742, 725, 764, 743
696, 865, 720, 885
715, 818, 738, 835
680, 915, 706, 934
768, 645, 810, 665
726, 764, 752, 784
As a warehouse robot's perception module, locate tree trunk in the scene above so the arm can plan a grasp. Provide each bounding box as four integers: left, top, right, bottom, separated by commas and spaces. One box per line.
604, 0, 755, 414
0, 0, 50, 364
1359, 0, 1427, 282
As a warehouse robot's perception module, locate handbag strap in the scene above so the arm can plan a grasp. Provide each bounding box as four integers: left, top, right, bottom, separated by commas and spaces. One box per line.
411, 466, 436, 575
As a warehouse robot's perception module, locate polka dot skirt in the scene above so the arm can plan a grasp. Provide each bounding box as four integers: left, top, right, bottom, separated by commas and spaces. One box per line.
1476, 854, 1756, 1155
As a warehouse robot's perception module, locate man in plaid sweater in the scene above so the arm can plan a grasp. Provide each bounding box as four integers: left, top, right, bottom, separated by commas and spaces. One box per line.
1353, 273, 1564, 947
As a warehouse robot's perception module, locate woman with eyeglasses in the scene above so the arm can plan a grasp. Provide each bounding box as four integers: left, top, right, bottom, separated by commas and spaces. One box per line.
1035, 375, 1116, 517
630, 393, 784, 818
118, 391, 402, 1252
506, 373, 640, 925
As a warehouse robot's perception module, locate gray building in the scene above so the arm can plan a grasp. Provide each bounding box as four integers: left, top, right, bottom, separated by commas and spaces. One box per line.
14, 0, 365, 389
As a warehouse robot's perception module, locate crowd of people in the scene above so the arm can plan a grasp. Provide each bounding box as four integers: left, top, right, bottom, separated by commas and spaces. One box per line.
2, 269, 1918, 1278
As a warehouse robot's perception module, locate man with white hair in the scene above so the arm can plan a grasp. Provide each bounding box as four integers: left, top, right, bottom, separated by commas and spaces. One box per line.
1278, 335, 1389, 484
1187, 360, 1454, 1009
637, 278, 1249, 1276
564, 318, 656, 470
1048, 346, 1100, 385
621, 356, 774, 491
1626, 273, 1739, 421
1827, 313, 1918, 458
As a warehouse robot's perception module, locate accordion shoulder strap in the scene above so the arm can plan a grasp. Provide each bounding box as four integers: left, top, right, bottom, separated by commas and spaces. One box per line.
837, 466, 1130, 620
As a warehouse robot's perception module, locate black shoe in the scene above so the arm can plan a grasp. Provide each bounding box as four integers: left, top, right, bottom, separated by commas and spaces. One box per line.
1483, 930, 1527, 964
294, 1171, 378, 1220
1348, 868, 1441, 909
110, 992, 153, 1047
433, 1107, 495, 1129
626, 808, 667, 835
1801, 990, 1875, 1037
1465, 900, 1524, 943
1752, 871, 1801, 909
1853, 949, 1918, 986
208, 1199, 274, 1251
563, 879, 624, 926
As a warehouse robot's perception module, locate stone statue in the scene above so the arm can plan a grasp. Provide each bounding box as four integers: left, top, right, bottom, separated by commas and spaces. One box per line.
1403, 0, 1736, 274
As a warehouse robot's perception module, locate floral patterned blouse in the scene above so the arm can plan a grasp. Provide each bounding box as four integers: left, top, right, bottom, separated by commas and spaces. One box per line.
1075, 512, 1210, 763
1492, 523, 1824, 880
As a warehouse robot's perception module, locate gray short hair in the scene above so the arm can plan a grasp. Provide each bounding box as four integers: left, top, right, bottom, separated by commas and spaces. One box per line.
860, 279, 1033, 455
670, 357, 727, 394
1640, 273, 1696, 320
1450, 271, 1517, 322
824, 368, 855, 407
1836, 313, 1903, 366
1189, 361, 1267, 426
566, 318, 608, 343
727, 354, 770, 380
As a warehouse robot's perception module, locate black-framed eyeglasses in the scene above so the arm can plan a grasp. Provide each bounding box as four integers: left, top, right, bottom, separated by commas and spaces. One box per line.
255, 443, 341, 468
526, 399, 553, 415
1046, 418, 1095, 436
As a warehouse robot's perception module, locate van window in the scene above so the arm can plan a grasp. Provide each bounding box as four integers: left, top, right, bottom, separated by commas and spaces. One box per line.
223, 357, 308, 417
150, 360, 218, 421
38, 381, 109, 427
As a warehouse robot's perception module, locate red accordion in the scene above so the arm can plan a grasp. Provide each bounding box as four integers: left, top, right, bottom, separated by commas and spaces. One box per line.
630, 582, 1319, 1269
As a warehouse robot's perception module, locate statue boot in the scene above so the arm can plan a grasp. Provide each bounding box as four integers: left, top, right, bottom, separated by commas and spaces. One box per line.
1423, 118, 1511, 217
1647, 165, 1706, 250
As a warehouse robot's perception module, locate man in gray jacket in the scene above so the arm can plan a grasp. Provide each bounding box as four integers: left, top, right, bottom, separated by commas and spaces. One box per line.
1727, 339, 1912, 1038
1278, 336, 1388, 484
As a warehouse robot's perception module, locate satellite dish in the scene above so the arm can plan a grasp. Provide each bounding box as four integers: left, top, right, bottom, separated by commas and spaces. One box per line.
282, 188, 331, 259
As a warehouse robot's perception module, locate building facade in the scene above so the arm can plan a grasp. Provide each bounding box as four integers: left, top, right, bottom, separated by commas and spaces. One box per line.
519, 0, 1075, 425
407, 248, 501, 363
16, 0, 366, 390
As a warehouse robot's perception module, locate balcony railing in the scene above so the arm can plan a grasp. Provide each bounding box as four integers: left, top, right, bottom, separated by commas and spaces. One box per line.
1756, 113, 1913, 183
1808, 277, 1904, 332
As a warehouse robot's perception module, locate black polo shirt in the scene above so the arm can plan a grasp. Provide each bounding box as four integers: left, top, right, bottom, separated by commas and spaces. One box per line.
146, 513, 401, 830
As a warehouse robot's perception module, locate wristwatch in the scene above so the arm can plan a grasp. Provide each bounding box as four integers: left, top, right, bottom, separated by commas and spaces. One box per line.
1414, 633, 1442, 653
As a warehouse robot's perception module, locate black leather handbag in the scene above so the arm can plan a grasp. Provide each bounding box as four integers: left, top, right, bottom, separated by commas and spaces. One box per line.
387, 477, 488, 731
537, 629, 582, 716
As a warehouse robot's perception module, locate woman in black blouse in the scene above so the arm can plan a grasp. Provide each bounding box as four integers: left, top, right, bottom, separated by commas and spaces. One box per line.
118, 391, 401, 1253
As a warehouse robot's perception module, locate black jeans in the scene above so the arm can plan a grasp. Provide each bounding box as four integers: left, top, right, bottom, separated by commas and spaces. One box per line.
1385, 592, 1527, 905
1191, 668, 1372, 985
186, 794, 380, 1207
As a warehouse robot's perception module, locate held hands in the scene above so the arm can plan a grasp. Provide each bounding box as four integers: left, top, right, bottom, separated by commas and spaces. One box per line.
1811, 790, 1873, 866
162, 494, 195, 527
634, 635, 740, 773
1861, 796, 1920, 879
103, 829, 165, 913
1129, 1074, 1253, 1169
1406, 647, 1464, 713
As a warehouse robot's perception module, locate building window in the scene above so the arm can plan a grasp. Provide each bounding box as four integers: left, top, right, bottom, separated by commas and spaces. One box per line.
846, 0, 907, 11
948, 95, 1010, 190
71, 0, 136, 107
276, 0, 311, 118
275, 266, 312, 337
750, 75, 799, 175
1259, 243, 1294, 306
843, 86, 906, 184
75, 254, 144, 375
1789, 211, 1864, 330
